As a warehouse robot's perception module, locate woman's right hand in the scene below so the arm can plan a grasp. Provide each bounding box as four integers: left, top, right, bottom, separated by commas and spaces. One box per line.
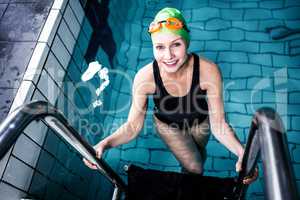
83, 141, 106, 170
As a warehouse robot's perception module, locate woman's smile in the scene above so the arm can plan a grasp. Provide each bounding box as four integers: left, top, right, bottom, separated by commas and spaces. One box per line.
163, 60, 178, 67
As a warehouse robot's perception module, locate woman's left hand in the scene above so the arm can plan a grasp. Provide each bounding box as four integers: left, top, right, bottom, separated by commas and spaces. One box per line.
236, 156, 259, 184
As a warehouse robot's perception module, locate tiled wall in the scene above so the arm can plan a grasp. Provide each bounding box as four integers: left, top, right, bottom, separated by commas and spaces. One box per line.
0, 0, 114, 199
98, 0, 300, 199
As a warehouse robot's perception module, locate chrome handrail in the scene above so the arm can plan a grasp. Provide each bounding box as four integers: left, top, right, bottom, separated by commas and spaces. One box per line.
0, 101, 126, 200
235, 107, 299, 200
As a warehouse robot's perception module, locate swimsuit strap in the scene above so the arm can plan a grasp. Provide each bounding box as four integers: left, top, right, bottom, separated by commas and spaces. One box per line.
190, 53, 200, 91
153, 59, 169, 96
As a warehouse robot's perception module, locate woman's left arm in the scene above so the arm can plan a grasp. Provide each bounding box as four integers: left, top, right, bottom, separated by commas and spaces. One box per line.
203, 62, 244, 159
202, 61, 258, 184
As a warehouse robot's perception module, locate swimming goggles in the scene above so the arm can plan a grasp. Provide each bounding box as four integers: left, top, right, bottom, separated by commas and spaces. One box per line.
148, 17, 188, 33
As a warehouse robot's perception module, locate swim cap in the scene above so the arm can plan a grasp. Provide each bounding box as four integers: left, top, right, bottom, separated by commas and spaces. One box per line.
150, 7, 190, 47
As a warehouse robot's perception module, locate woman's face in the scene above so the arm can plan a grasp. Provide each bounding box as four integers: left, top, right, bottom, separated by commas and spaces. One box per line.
152, 32, 188, 73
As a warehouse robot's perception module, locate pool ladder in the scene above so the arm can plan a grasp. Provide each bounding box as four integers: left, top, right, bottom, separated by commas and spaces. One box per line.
0, 101, 298, 200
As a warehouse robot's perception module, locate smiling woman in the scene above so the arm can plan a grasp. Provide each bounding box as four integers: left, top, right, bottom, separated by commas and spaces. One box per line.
84, 7, 258, 183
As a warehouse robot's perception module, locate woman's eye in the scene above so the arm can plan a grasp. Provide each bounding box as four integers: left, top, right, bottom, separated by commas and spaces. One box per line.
173, 42, 181, 47
156, 45, 165, 50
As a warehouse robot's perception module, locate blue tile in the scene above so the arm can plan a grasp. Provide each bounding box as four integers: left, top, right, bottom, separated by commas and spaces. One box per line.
36, 69, 60, 104
285, 0, 300, 6
82, 17, 93, 39
247, 77, 273, 90
291, 47, 300, 55
188, 40, 205, 52
201, 51, 218, 62
206, 141, 229, 157
232, 21, 258, 31
249, 53, 272, 66
56, 142, 72, 164
2, 157, 34, 191
209, 0, 230, 8
63, 4, 82, 39
0, 182, 26, 200
289, 92, 300, 104
260, 1, 284, 9
24, 120, 48, 145
288, 105, 300, 115
287, 131, 300, 144
137, 137, 167, 149
218, 52, 248, 63
263, 91, 277, 103
232, 41, 259, 53
260, 42, 284, 54
69, 0, 84, 24
272, 55, 300, 68
293, 163, 300, 179
121, 148, 149, 163
230, 90, 262, 103
205, 19, 230, 30
205, 40, 231, 51
289, 79, 300, 92
258, 19, 285, 31
231, 63, 261, 78
203, 157, 213, 170
245, 31, 271, 42
219, 28, 244, 41
232, 2, 258, 8
13, 134, 41, 167
44, 52, 66, 88
72, 44, 84, 68
74, 88, 93, 111
44, 129, 60, 155
273, 7, 300, 20
58, 19, 76, 53
51, 35, 71, 69
205, 170, 229, 177
192, 7, 220, 21
139, 47, 152, 60
244, 9, 272, 20
182, 0, 208, 9
292, 116, 300, 131
285, 20, 300, 29
245, 103, 275, 114
77, 29, 90, 55
221, 9, 244, 20
67, 59, 81, 83
213, 157, 235, 171
228, 113, 253, 127
28, 172, 47, 199
224, 78, 247, 90
218, 62, 231, 78
150, 150, 179, 166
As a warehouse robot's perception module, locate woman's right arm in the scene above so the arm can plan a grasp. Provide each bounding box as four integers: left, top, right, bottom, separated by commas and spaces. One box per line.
84, 67, 151, 169
99, 69, 149, 149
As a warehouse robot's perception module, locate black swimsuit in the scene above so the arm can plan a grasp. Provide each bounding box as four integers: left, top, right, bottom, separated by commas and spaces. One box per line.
153, 53, 208, 129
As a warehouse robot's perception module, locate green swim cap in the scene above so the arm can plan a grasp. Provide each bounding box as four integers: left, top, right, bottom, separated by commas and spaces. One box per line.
150, 7, 190, 47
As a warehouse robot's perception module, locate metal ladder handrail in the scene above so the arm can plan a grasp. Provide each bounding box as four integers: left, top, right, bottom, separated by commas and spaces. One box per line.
234, 107, 299, 200
0, 101, 126, 200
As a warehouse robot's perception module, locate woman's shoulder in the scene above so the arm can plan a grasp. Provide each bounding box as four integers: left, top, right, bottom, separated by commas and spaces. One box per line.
198, 55, 221, 79
135, 62, 154, 81
133, 62, 155, 94
195, 54, 222, 90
